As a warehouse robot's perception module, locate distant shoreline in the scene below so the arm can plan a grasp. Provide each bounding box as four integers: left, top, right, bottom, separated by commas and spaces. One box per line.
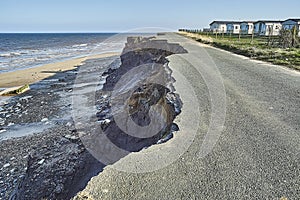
0, 33, 120, 74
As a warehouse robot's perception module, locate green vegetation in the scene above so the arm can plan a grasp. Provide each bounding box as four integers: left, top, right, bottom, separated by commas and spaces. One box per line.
2, 84, 30, 96
179, 32, 300, 71
15, 84, 30, 94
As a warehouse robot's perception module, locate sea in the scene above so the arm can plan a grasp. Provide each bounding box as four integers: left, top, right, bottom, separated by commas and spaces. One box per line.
0, 33, 126, 73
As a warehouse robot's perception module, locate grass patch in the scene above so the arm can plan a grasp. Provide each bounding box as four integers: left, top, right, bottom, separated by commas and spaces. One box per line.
179, 32, 300, 71
1, 84, 30, 96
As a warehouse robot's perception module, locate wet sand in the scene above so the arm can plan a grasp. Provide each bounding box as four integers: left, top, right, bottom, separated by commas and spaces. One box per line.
0, 52, 119, 88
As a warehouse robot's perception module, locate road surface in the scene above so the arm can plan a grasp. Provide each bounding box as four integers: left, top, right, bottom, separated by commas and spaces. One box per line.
75, 33, 300, 200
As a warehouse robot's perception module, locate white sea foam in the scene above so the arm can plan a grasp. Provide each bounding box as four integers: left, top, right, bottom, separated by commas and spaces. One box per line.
0, 52, 22, 57
0, 53, 11, 57
11, 52, 22, 56
72, 43, 88, 48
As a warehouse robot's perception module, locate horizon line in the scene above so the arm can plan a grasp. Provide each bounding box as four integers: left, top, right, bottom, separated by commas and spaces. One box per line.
0, 31, 177, 34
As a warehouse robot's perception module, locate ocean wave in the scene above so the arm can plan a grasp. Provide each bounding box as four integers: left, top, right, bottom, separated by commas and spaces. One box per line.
72, 43, 88, 48
0, 52, 23, 57
0, 53, 11, 57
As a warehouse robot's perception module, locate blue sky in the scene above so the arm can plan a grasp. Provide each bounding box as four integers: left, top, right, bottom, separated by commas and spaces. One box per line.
0, 0, 299, 33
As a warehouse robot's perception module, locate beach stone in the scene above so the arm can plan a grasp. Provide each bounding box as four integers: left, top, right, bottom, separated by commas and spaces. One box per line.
8, 122, 14, 127
41, 118, 48, 122
64, 134, 72, 139
0, 129, 6, 133
99, 119, 111, 125
157, 133, 173, 144
70, 136, 78, 140
37, 159, 45, 165
171, 123, 179, 132
3, 163, 10, 168
78, 132, 87, 137
54, 184, 64, 194
19, 96, 32, 101
64, 134, 78, 140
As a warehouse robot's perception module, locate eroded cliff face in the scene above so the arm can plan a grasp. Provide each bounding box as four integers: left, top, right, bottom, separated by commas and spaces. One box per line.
98, 36, 187, 151
11, 36, 187, 200
103, 36, 187, 91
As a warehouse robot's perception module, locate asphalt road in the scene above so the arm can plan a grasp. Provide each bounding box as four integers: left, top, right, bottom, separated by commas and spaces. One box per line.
74, 33, 300, 200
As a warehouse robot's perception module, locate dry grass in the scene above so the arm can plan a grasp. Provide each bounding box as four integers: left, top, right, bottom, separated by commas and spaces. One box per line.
179, 32, 300, 71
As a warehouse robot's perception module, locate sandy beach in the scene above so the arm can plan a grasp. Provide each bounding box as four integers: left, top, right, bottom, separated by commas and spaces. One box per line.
0, 52, 119, 88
